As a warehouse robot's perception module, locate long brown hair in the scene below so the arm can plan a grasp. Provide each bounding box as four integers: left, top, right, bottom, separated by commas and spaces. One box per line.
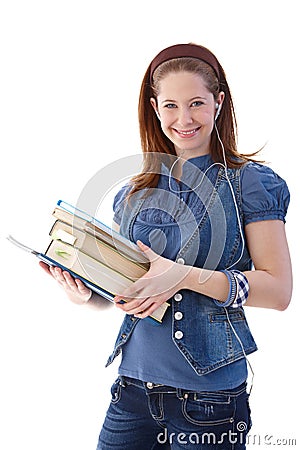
129, 50, 258, 197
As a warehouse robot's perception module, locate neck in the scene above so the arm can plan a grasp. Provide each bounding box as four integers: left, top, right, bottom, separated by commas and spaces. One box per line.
174, 145, 211, 161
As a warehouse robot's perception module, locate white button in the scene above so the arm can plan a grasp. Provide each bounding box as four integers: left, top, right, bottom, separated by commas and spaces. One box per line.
175, 331, 183, 339
174, 293, 182, 302
177, 257, 185, 264
175, 312, 183, 320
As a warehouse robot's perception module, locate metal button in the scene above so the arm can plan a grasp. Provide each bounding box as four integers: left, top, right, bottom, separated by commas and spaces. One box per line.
175, 330, 183, 339
177, 257, 185, 264
146, 382, 154, 389
174, 293, 182, 302
175, 312, 183, 320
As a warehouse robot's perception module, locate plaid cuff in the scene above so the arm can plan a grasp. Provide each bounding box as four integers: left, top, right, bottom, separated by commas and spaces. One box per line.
231, 270, 250, 308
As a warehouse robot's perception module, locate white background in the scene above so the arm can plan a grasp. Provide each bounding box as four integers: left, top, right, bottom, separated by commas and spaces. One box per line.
0, 1, 299, 448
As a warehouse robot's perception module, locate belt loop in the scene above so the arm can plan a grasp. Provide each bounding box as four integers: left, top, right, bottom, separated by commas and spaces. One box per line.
177, 388, 184, 400
119, 376, 127, 387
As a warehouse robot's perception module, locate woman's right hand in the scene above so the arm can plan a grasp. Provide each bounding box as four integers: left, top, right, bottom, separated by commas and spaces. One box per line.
39, 261, 92, 305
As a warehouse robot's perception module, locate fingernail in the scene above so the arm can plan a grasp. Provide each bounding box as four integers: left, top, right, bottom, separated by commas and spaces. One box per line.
137, 240, 148, 248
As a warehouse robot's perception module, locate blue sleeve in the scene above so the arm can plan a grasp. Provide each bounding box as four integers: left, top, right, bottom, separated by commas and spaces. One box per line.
112, 184, 131, 225
240, 162, 290, 225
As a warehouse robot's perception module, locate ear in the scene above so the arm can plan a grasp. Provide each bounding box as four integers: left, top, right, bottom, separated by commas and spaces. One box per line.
150, 97, 160, 119
217, 91, 225, 108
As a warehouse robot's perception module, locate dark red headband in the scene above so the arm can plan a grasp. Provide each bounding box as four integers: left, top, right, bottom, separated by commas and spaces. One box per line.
150, 43, 220, 81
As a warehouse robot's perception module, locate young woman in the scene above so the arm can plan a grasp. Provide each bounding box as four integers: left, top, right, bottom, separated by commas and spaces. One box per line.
40, 43, 292, 449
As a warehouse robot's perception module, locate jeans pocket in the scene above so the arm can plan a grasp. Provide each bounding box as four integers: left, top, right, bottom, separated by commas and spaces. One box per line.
110, 378, 122, 404
182, 392, 234, 427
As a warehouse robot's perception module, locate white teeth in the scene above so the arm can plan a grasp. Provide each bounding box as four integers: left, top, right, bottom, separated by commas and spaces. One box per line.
177, 129, 197, 135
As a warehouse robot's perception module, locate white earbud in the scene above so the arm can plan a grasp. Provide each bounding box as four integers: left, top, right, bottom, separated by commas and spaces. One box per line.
155, 110, 161, 120
215, 103, 221, 120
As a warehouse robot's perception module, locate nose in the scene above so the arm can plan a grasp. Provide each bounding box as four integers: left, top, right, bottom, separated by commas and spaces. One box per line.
177, 106, 193, 126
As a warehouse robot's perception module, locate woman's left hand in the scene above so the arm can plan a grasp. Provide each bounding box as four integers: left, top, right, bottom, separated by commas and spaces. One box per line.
114, 240, 189, 319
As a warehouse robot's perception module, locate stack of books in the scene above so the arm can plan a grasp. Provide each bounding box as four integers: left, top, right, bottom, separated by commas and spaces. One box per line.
8, 200, 169, 324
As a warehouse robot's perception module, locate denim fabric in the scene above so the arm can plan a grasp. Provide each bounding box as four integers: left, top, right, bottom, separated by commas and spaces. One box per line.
106, 158, 259, 375
113, 158, 290, 229
96, 376, 251, 450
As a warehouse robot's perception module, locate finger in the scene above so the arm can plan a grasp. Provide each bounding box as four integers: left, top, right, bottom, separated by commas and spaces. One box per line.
51, 267, 70, 288
114, 279, 147, 303
60, 272, 91, 299
74, 278, 92, 297
118, 297, 153, 315
136, 240, 160, 263
39, 261, 53, 277
62, 271, 79, 290
135, 301, 162, 319
74, 278, 88, 291
50, 266, 62, 280
114, 293, 145, 309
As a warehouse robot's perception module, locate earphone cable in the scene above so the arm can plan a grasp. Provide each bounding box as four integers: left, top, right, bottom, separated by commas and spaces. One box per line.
168, 122, 253, 393
168, 124, 245, 269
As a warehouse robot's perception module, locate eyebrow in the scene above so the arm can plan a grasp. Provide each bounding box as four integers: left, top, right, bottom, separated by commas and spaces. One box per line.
161, 96, 207, 103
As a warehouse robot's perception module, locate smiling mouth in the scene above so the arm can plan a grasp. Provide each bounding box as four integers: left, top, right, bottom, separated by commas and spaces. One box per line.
174, 127, 200, 137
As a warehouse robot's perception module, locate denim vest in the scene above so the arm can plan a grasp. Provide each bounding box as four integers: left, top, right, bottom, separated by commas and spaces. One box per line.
106, 163, 258, 375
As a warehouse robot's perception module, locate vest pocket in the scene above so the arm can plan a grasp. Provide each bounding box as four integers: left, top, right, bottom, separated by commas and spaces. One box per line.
204, 309, 257, 369
175, 307, 257, 375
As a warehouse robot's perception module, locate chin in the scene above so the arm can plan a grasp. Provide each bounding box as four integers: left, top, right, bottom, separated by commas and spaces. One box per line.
175, 143, 207, 157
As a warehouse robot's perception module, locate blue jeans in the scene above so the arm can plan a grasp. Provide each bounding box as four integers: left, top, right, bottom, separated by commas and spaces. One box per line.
96, 376, 251, 450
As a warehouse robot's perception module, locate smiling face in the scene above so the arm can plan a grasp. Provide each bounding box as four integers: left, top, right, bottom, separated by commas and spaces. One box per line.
151, 71, 224, 159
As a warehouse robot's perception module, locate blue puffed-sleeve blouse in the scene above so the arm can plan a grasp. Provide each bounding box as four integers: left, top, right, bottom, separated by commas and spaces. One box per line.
240, 161, 290, 225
